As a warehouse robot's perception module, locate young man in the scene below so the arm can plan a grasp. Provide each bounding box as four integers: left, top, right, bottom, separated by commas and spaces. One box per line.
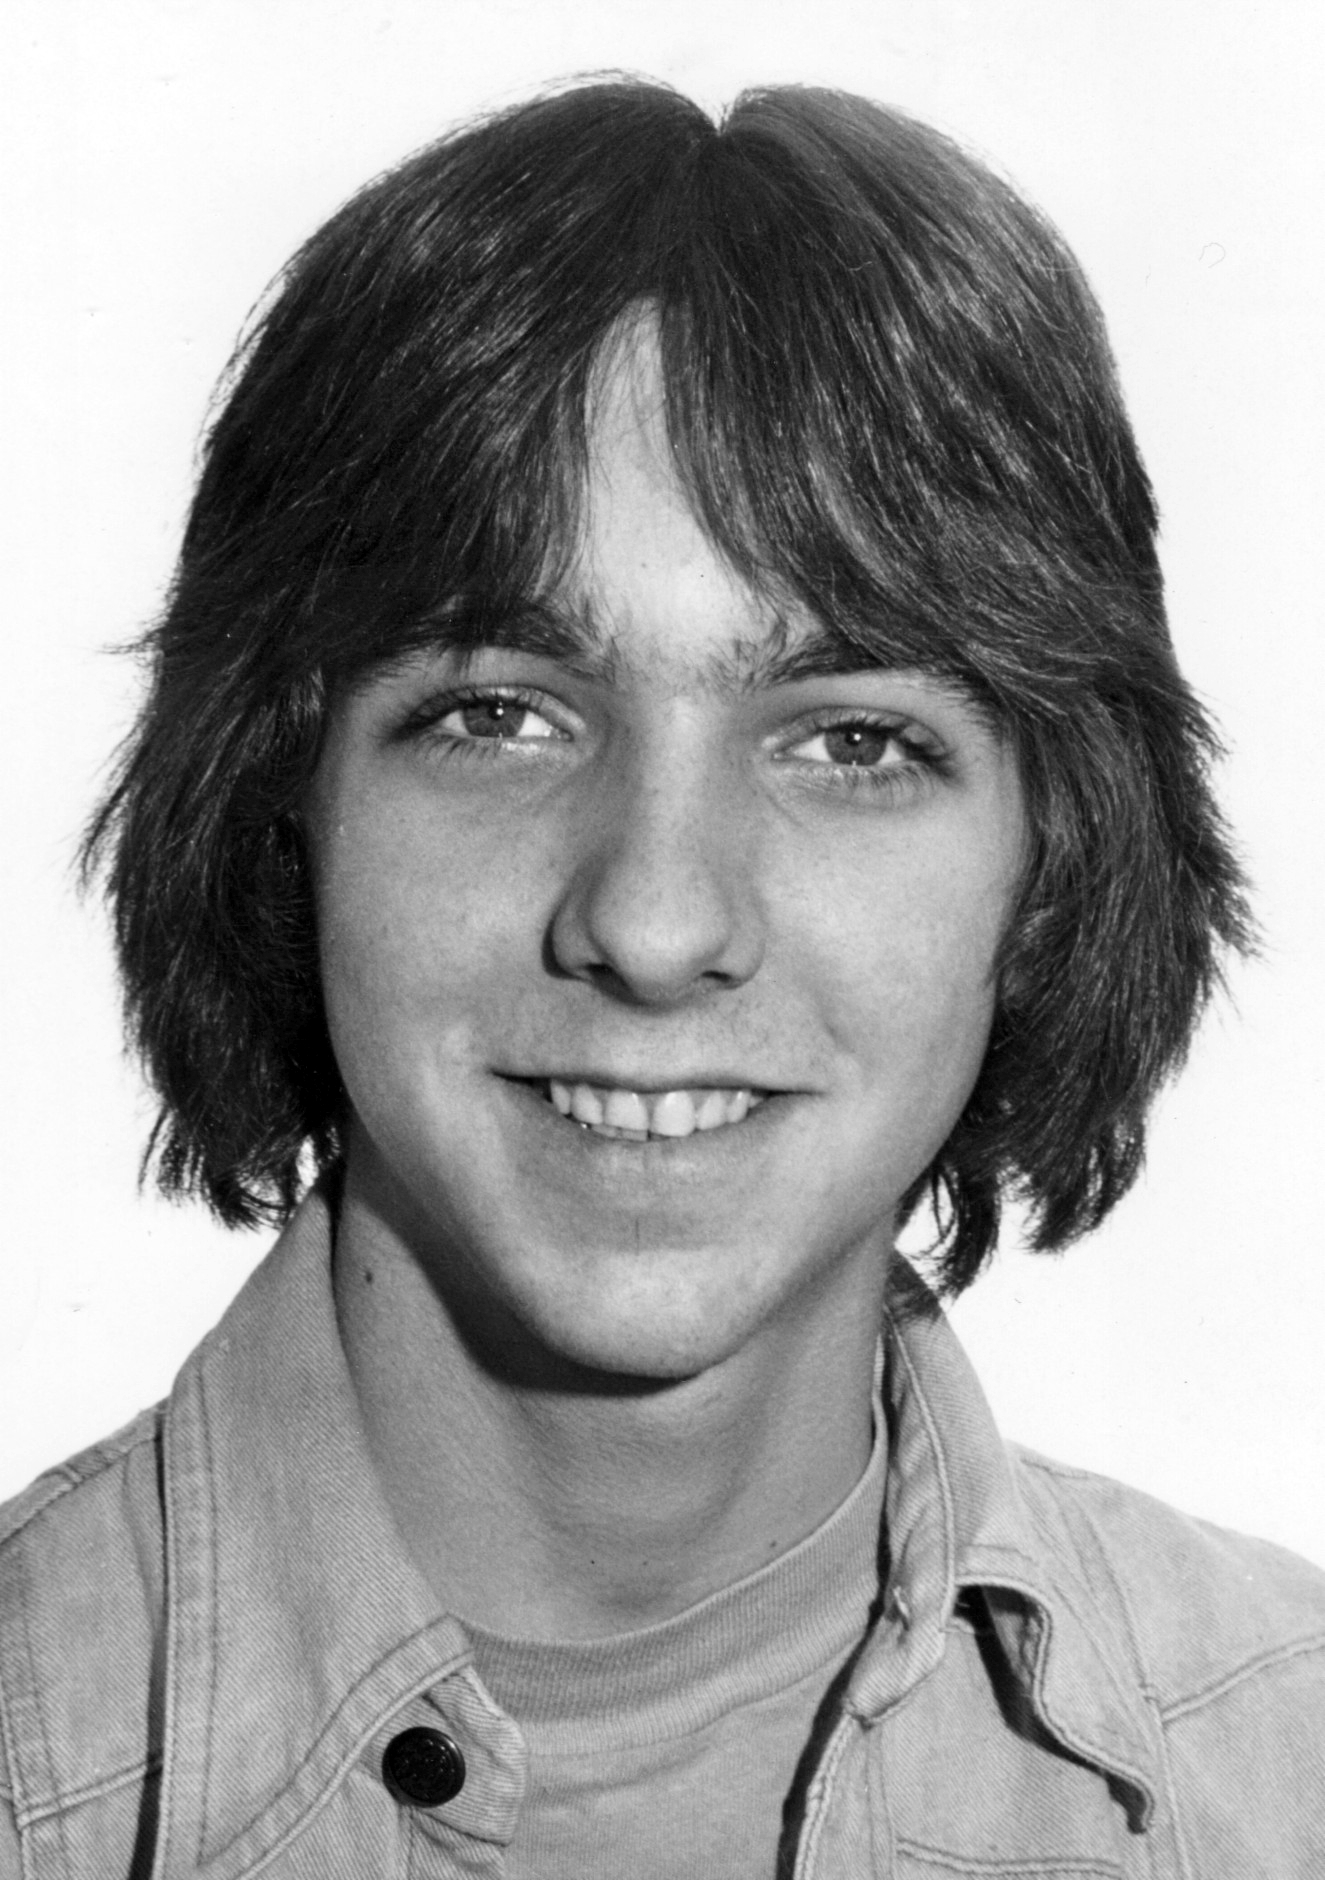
1, 79, 1321, 1878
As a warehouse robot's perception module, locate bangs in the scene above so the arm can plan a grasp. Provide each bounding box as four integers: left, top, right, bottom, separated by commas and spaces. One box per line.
655, 92, 1164, 718
254, 81, 1162, 726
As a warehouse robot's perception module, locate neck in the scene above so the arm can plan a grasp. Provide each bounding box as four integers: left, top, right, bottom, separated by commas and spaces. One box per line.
333, 1171, 887, 1641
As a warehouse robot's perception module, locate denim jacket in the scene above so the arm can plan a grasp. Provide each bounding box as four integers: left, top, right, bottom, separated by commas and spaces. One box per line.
2, 1191, 1323, 1878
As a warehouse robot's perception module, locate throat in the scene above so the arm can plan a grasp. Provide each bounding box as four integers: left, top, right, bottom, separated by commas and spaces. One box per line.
333, 1138, 884, 1640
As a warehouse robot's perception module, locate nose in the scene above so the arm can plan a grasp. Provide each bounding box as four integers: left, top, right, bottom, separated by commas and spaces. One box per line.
548, 751, 766, 1006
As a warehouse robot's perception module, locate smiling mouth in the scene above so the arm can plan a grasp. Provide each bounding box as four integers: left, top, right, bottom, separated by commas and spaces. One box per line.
534, 1079, 770, 1142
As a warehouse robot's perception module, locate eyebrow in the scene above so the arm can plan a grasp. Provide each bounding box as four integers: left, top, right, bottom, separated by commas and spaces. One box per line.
429, 596, 619, 681
715, 615, 889, 690
437, 596, 906, 693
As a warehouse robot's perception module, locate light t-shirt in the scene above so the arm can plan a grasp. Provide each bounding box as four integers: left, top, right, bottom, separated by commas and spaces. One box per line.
466, 1417, 888, 1878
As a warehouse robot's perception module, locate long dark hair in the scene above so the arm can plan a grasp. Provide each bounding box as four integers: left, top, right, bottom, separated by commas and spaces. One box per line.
85, 79, 1252, 1294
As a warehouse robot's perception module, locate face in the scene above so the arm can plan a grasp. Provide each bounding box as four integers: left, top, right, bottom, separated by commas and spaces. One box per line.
306, 331, 1026, 1383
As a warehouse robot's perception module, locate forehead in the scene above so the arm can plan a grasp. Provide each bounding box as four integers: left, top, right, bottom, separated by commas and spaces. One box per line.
567, 325, 767, 682
539, 324, 882, 696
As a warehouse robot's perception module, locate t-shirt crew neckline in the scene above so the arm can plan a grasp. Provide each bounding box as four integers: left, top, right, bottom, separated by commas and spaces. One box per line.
462, 1386, 889, 1760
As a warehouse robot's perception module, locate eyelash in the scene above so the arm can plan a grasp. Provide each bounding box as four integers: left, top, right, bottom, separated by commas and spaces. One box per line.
396, 687, 948, 797
398, 685, 568, 754
776, 712, 948, 796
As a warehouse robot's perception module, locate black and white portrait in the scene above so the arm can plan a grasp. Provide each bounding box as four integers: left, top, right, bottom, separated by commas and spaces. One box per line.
3, 4, 1322, 1875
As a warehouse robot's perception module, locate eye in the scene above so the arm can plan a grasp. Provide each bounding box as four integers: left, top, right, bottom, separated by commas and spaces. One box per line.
788, 720, 917, 769
439, 694, 561, 742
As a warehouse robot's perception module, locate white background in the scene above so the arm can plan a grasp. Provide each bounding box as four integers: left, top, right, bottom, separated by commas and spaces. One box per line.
3, 0, 1323, 1564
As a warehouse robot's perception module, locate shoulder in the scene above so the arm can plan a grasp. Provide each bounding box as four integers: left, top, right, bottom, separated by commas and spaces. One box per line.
0, 1404, 163, 1537
1010, 1445, 1325, 1866
0, 1401, 165, 1612
0, 1408, 165, 1871
1010, 1444, 1325, 1707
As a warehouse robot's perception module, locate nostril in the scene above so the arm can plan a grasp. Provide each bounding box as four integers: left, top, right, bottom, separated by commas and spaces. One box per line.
545, 830, 765, 1004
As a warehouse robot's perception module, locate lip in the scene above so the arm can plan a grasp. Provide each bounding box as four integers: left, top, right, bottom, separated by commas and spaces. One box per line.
498, 1072, 793, 1096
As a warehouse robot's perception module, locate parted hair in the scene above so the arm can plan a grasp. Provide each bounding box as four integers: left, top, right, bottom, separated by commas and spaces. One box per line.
85, 78, 1251, 1296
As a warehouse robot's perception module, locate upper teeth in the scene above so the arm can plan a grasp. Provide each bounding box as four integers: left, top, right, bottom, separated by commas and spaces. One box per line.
547, 1081, 765, 1139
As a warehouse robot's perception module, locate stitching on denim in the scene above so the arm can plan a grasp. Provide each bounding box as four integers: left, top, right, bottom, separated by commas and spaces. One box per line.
16, 1754, 163, 1823
1159, 1628, 1325, 1721
1071, 1479, 1199, 1880
154, 1379, 194, 1880
0, 1413, 163, 1553
16, 1562, 71, 1875
975, 1568, 1157, 1803
209, 1655, 472, 1879
58, 1409, 163, 1489
791, 1713, 853, 1879
1012, 1480, 1162, 1780
1062, 1495, 1154, 1695
0, 1626, 19, 1813
0, 1477, 75, 1553
1072, 1511, 1184, 1868
0, 1660, 20, 1858
196, 1361, 222, 1865
862, 1713, 893, 1876
1016, 1452, 1096, 1482
1061, 1484, 1171, 1849
894, 1840, 1122, 1876
880, 1317, 1151, 1813
0, 1412, 166, 1867
960, 1540, 1042, 1561
209, 1644, 472, 1857
1155, 1724, 1196, 1880
880, 1308, 959, 1616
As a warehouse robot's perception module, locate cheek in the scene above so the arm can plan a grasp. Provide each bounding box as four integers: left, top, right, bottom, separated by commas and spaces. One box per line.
797, 828, 1014, 1098
313, 797, 557, 1075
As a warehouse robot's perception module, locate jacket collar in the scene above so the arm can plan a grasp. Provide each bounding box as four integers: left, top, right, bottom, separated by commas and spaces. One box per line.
847, 1259, 1163, 1830
156, 1187, 474, 1877
157, 1197, 1162, 1872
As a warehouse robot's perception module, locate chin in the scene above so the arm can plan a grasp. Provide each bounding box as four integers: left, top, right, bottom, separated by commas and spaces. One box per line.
505, 1240, 813, 1388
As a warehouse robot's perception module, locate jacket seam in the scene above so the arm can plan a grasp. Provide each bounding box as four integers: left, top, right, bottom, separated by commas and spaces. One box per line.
1053, 1495, 1153, 1685
1015, 1453, 1097, 1483
791, 1712, 854, 1880
212, 1657, 477, 1880
1158, 1628, 1325, 1721
15, 1564, 71, 1877
206, 1648, 475, 1864
13, 1754, 163, 1825
0, 1667, 16, 1814
168, 1347, 476, 1870
155, 1392, 185, 1880
0, 1478, 73, 1553
892, 1840, 1122, 1876
1064, 1485, 1200, 1880
975, 1560, 1157, 1806
0, 1662, 30, 1880
0, 1415, 163, 1551
197, 1363, 223, 1867
1151, 1688, 1194, 1880
888, 1374, 1157, 1805
880, 1309, 959, 1609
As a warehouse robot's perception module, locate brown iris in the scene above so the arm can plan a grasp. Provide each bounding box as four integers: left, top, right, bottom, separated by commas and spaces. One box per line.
820, 724, 897, 767
460, 699, 529, 738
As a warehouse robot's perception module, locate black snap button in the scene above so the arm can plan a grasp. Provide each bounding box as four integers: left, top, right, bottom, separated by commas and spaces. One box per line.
382, 1727, 467, 1807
